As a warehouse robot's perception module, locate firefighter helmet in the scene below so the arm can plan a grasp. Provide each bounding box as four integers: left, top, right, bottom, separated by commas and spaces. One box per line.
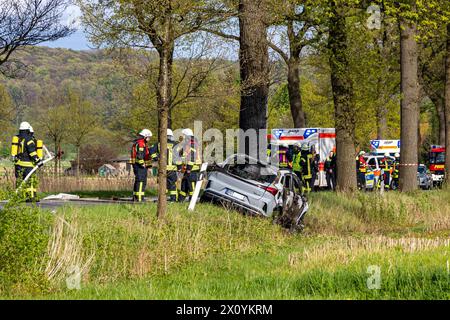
139, 129, 152, 138
384, 152, 390, 157
395, 153, 400, 158
301, 143, 309, 151
19, 121, 32, 131
29, 126, 34, 133
182, 128, 194, 137
359, 151, 365, 156
167, 129, 174, 137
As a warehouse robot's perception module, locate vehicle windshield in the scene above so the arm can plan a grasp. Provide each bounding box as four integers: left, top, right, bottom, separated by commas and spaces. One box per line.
418, 166, 426, 174
430, 152, 445, 164
226, 162, 277, 184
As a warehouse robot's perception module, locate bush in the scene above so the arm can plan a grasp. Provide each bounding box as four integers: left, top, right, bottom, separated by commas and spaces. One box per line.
75, 144, 119, 174
0, 203, 53, 295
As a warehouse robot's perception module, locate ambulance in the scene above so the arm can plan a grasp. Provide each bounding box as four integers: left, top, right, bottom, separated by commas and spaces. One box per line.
369, 140, 401, 156
269, 128, 336, 187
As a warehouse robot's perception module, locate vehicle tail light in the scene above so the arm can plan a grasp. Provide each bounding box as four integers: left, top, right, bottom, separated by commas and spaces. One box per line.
260, 186, 278, 196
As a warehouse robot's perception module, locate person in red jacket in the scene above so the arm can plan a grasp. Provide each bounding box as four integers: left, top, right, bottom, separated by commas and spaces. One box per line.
130, 129, 152, 202
356, 151, 367, 190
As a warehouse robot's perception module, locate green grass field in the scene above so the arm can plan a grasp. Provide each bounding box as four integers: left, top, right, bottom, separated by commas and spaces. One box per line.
1, 189, 450, 300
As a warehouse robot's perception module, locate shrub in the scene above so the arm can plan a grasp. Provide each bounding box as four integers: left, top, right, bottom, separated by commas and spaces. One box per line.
0, 202, 53, 295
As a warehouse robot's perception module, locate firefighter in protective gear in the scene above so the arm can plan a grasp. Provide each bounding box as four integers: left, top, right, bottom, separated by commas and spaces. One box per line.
130, 129, 152, 202
11, 122, 43, 201
379, 152, 392, 190
150, 129, 179, 202
300, 143, 312, 193
276, 143, 290, 169
292, 143, 302, 180
310, 145, 320, 192
356, 151, 367, 191
392, 153, 400, 189
178, 129, 202, 202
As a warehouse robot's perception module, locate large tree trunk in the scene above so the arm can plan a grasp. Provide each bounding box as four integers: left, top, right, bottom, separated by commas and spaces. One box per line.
328, 3, 357, 192
376, 101, 388, 139
287, 58, 306, 128
445, 23, 450, 184
156, 24, 174, 220
431, 96, 446, 146
238, 0, 269, 157
399, 17, 420, 192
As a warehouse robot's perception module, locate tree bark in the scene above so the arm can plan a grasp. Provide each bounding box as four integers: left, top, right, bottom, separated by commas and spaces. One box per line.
156, 21, 174, 220
445, 23, 450, 184
238, 0, 269, 157
431, 96, 446, 146
376, 103, 388, 139
328, 3, 357, 192
76, 144, 80, 177
287, 58, 306, 128
399, 17, 420, 192
54, 138, 58, 176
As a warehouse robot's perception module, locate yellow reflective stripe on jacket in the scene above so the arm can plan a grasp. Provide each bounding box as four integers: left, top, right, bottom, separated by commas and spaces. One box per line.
27, 140, 35, 146
16, 160, 35, 168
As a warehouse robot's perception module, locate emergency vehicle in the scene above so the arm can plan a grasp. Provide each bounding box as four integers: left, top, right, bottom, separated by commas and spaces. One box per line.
429, 145, 445, 187
269, 128, 336, 187
370, 140, 401, 156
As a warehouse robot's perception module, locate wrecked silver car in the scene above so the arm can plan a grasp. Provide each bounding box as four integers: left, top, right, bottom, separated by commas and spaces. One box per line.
201, 154, 308, 230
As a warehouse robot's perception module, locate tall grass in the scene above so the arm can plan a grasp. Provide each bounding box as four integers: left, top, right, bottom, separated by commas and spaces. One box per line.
305, 190, 450, 236
3, 189, 450, 299
0, 170, 156, 197
53, 203, 287, 286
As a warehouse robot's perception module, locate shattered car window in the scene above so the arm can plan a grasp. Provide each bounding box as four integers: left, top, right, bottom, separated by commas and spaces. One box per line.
226, 163, 277, 184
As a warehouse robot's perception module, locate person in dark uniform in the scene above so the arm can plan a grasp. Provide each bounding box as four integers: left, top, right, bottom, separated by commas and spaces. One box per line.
178, 128, 202, 202
310, 145, 320, 192
11, 122, 43, 201
325, 151, 336, 191
130, 129, 152, 202
150, 129, 179, 202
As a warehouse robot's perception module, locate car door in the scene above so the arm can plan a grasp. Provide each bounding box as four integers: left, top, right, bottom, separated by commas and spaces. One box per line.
282, 174, 294, 208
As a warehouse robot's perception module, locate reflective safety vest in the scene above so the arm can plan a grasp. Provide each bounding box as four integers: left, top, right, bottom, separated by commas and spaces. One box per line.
393, 161, 400, 178
357, 156, 367, 173
150, 140, 178, 171
177, 138, 202, 172
292, 152, 302, 172
130, 138, 150, 166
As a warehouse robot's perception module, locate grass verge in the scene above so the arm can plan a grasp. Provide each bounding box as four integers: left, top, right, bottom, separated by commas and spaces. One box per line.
1, 189, 449, 299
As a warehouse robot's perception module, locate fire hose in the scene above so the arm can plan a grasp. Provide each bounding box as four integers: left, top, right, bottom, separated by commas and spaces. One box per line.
16, 145, 55, 193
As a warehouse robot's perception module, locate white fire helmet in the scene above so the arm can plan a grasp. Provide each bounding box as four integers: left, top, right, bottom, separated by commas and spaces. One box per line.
139, 129, 152, 138
182, 128, 194, 137
19, 121, 32, 131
